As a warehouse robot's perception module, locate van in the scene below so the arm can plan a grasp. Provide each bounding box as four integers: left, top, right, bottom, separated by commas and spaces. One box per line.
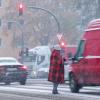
18, 46, 51, 78
69, 19, 100, 93
27, 46, 51, 78
21, 45, 77, 79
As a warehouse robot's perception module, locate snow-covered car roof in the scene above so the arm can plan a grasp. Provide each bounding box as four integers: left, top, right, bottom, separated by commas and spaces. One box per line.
0, 57, 22, 66
29, 46, 51, 55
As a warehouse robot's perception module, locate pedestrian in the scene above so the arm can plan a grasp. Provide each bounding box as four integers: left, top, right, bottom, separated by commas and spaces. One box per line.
48, 45, 65, 94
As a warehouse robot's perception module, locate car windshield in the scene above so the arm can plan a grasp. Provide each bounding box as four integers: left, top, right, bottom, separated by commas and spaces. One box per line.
37, 55, 45, 65
23, 55, 36, 62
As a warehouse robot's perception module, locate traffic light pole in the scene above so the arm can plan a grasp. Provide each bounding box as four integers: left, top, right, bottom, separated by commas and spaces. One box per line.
7, 21, 24, 63
28, 6, 61, 33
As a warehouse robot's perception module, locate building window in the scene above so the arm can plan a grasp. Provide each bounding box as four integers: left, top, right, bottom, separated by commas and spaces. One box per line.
0, 38, 2, 47
19, 19, 24, 25
0, 19, 2, 27
8, 22, 12, 30
0, 0, 2, 7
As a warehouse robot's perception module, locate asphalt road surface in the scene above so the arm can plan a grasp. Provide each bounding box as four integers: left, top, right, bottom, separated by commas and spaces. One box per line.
0, 78, 100, 100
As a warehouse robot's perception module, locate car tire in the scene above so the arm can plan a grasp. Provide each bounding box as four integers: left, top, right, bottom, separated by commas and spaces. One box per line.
4, 78, 11, 85
19, 79, 26, 85
69, 73, 80, 93
5, 80, 10, 85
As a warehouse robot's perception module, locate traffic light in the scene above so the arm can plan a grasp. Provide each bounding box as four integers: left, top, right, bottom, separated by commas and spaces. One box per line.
18, 3, 24, 16
60, 41, 66, 48
61, 41, 65, 46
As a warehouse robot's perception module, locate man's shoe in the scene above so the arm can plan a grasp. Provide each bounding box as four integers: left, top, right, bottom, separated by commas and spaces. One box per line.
52, 91, 59, 94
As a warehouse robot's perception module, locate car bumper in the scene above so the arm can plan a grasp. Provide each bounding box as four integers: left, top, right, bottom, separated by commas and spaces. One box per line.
0, 71, 28, 82
37, 71, 48, 78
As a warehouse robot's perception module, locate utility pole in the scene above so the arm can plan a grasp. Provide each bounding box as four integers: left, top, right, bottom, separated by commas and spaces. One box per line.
28, 6, 61, 33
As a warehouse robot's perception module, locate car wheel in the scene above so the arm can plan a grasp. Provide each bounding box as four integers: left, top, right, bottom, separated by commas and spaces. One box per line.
19, 79, 26, 85
5, 80, 10, 85
69, 73, 80, 93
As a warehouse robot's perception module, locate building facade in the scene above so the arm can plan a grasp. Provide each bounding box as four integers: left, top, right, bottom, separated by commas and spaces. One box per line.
0, 0, 20, 59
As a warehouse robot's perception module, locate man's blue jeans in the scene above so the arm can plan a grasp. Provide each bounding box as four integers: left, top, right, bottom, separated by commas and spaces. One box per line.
53, 82, 59, 94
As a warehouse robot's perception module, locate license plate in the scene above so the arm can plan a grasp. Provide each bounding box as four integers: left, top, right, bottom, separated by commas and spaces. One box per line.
7, 68, 17, 71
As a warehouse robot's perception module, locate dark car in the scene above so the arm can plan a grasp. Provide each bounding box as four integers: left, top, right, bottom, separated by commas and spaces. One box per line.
0, 57, 28, 85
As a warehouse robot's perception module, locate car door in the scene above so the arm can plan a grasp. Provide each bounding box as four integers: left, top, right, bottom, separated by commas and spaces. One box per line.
83, 39, 100, 84
77, 40, 96, 84
72, 40, 86, 84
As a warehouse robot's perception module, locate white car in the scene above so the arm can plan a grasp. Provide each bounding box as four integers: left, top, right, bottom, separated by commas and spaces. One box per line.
0, 57, 28, 85
64, 61, 71, 81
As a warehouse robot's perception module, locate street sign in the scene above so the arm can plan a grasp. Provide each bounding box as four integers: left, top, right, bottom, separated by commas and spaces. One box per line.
57, 34, 62, 41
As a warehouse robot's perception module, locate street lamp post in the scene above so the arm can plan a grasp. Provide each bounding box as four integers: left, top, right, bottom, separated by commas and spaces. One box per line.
28, 6, 61, 33
18, 4, 61, 46
8, 21, 24, 63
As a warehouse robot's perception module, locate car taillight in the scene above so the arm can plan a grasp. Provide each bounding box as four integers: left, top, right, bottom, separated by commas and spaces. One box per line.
0, 66, 5, 74
19, 66, 28, 71
0, 66, 4, 70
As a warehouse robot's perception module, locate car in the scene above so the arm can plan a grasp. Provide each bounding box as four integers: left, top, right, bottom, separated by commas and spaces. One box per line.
64, 61, 71, 81
0, 57, 28, 85
69, 19, 100, 93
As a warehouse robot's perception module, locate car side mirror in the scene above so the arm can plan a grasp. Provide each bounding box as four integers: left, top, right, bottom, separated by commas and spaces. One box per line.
70, 55, 79, 63
72, 56, 84, 63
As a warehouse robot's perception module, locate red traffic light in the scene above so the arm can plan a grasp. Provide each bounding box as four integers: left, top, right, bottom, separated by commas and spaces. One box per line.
61, 42, 65, 46
60, 41, 66, 48
19, 4, 23, 9
18, 3, 24, 16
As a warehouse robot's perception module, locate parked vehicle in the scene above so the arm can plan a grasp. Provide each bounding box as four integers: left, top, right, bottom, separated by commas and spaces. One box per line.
0, 57, 28, 85
64, 45, 77, 81
69, 19, 100, 93
20, 53, 37, 78
37, 65, 49, 78
25, 46, 51, 78
20, 45, 77, 79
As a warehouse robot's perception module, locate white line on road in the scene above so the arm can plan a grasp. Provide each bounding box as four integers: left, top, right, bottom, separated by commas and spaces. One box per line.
0, 84, 100, 100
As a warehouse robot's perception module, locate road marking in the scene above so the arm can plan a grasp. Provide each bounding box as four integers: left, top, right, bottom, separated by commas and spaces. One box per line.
1, 83, 100, 100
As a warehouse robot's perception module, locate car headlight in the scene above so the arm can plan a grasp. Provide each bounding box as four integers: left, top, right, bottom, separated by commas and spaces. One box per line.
33, 71, 36, 75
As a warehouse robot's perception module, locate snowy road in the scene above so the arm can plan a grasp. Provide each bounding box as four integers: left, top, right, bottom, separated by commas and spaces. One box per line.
0, 79, 100, 100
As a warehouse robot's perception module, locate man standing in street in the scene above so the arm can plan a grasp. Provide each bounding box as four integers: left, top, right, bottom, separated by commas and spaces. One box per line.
48, 45, 65, 94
